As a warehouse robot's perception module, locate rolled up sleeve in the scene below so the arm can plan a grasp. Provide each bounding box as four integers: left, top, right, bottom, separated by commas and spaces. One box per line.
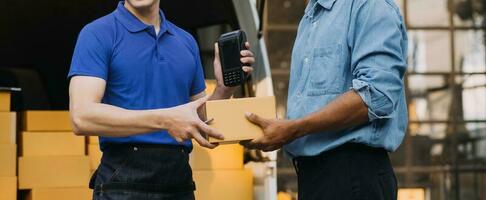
348, 0, 407, 121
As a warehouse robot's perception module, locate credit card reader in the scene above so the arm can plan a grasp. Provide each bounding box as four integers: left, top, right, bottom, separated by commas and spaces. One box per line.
217, 30, 247, 87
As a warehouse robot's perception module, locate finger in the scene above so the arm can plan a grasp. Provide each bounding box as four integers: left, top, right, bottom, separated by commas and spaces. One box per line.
242, 66, 253, 73
240, 50, 254, 57
214, 43, 220, 58
240, 57, 255, 65
245, 42, 251, 50
174, 136, 184, 144
190, 129, 217, 149
245, 112, 268, 127
239, 140, 251, 146
198, 122, 225, 140
242, 137, 265, 149
263, 146, 276, 152
192, 95, 209, 108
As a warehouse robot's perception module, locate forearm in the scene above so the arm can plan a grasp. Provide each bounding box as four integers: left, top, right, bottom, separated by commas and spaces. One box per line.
292, 91, 369, 138
71, 102, 171, 137
209, 86, 235, 100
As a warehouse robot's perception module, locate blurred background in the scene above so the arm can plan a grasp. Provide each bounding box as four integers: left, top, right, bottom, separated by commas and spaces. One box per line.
0, 0, 485, 200
269, 0, 486, 199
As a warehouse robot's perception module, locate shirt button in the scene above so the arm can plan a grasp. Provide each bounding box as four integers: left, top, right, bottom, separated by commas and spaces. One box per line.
304, 58, 309, 63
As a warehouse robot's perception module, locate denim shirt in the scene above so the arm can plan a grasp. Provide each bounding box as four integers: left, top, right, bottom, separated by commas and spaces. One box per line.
284, 0, 408, 158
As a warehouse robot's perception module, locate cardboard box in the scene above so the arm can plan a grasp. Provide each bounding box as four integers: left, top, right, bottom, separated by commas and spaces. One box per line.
190, 144, 244, 170
193, 170, 253, 200
206, 96, 276, 143
87, 136, 99, 144
0, 112, 16, 144
0, 91, 11, 111
19, 156, 90, 189
23, 111, 72, 131
0, 144, 16, 176
205, 80, 217, 94
21, 131, 85, 156
398, 188, 426, 200
0, 177, 17, 200
87, 144, 102, 170
27, 187, 92, 200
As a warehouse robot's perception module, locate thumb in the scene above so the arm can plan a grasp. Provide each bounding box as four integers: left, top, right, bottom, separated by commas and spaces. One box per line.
192, 95, 209, 108
245, 112, 268, 128
214, 43, 220, 59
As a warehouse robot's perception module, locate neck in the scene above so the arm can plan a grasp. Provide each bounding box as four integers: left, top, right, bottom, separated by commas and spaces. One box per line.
124, 2, 160, 27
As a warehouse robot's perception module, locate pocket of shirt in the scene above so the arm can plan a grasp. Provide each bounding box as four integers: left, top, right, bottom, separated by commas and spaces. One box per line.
306, 44, 344, 96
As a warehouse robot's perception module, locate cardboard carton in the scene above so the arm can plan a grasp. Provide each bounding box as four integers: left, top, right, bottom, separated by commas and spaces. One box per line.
87, 136, 99, 144
0, 112, 16, 144
0, 91, 11, 111
87, 144, 102, 170
19, 156, 90, 189
206, 96, 276, 143
190, 143, 244, 170
193, 170, 253, 200
398, 188, 426, 200
0, 144, 16, 176
23, 111, 71, 131
27, 187, 92, 200
0, 177, 17, 200
205, 80, 217, 94
21, 132, 85, 156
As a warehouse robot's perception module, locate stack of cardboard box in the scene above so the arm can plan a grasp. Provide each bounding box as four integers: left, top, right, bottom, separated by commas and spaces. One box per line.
191, 144, 254, 200
188, 80, 279, 200
18, 111, 92, 200
0, 90, 17, 200
87, 136, 102, 174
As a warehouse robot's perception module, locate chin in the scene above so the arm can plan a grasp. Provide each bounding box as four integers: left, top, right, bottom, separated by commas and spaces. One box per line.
126, 0, 158, 9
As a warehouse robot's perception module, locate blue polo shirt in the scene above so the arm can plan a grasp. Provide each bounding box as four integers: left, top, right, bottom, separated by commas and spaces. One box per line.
68, 2, 206, 150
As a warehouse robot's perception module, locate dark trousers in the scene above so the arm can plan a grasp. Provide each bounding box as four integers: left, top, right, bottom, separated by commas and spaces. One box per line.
293, 143, 398, 200
90, 143, 195, 200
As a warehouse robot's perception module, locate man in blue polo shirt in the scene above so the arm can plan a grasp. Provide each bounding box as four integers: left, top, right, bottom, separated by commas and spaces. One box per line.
68, 0, 254, 199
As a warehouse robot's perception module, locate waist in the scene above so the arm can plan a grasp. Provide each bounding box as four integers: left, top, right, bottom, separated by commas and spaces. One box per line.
102, 142, 192, 153
98, 132, 192, 151
292, 143, 394, 181
94, 142, 195, 194
294, 142, 388, 164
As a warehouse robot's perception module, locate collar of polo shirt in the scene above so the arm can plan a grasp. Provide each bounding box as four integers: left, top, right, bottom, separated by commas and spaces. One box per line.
114, 1, 174, 35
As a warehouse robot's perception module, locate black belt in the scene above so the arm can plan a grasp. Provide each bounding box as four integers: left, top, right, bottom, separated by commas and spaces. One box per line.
101, 142, 192, 153
93, 181, 196, 194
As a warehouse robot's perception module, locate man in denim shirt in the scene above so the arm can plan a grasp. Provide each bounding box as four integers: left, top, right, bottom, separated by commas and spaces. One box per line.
244, 0, 408, 199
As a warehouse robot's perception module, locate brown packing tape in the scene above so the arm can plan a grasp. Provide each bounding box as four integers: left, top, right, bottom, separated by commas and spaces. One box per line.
23, 111, 72, 131
0, 112, 16, 144
206, 96, 276, 143
19, 156, 90, 189
0, 144, 16, 176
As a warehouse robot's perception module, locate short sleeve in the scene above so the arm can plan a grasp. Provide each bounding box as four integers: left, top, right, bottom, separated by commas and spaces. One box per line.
189, 40, 206, 96
68, 26, 111, 80
191, 52, 207, 95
